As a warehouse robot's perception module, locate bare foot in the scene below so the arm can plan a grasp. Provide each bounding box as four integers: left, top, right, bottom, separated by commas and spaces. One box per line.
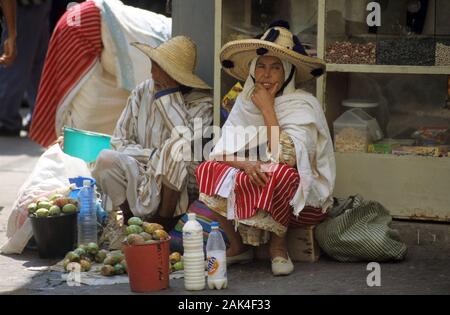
269, 247, 288, 259
226, 245, 248, 257
269, 233, 288, 259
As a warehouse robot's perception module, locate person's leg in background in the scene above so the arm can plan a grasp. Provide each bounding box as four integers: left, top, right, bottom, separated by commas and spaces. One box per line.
0, 1, 51, 136
213, 214, 247, 257
24, 1, 51, 131
0, 18, 24, 136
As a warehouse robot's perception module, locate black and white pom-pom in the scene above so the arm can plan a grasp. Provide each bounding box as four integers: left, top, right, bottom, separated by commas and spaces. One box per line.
268, 20, 290, 30
222, 59, 234, 69
256, 48, 268, 55
311, 68, 324, 77
292, 35, 308, 56
263, 29, 280, 43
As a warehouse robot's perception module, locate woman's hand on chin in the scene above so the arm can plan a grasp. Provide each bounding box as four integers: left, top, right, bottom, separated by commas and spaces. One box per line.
251, 83, 278, 114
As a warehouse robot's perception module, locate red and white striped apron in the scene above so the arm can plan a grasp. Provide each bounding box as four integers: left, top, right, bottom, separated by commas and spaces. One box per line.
196, 160, 327, 227
30, 1, 102, 147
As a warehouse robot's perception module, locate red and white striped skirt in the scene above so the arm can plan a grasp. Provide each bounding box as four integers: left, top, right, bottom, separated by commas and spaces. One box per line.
196, 161, 327, 228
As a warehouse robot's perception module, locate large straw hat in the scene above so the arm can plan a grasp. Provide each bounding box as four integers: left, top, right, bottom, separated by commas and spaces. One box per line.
131, 36, 211, 90
220, 21, 325, 83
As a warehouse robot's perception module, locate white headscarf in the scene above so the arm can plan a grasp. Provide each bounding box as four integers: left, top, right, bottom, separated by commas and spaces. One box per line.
241, 57, 296, 101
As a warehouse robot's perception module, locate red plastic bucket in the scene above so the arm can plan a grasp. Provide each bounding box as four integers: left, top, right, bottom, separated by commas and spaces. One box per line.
123, 239, 170, 293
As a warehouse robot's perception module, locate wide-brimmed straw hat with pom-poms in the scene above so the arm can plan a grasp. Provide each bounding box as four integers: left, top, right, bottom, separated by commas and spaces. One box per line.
131, 36, 211, 90
220, 20, 325, 83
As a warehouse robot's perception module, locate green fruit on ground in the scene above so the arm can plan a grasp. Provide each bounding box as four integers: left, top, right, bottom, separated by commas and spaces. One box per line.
36, 208, 49, 218
139, 232, 152, 241
48, 205, 61, 216
95, 249, 108, 263
37, 200, 52, 210
173, 261, 184, 271
115, 253, 125, 263
120, 260, 127, 273
65, 251, 80, 262
87, 242, 99, 255
66, 262, 81, 272
80, 259, 91, 272
100, 265, 115, 276
142, 222, 163, 234
152, 229, 169, 241
27, 203, 38, 214
104, 253, 124, 265
63, 258, 71, 270
62, 203, 77, 214
169, 252, 182, 264
114, 263, 125, 275
49, 193, 64, 201
103, 256, 115, 266
78, 244, 87, 251
126, 225, 143, 235
127, 217, 143, 226
127, 233, 145, 245
74, 248, 86, 258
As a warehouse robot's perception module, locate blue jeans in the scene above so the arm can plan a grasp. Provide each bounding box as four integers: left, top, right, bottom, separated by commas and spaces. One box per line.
0, 1, 51, 131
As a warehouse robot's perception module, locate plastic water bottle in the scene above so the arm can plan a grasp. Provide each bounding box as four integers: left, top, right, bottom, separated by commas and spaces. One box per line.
182, 213, 205, 291
77, 179, 97, 245
206, 222, 228, 290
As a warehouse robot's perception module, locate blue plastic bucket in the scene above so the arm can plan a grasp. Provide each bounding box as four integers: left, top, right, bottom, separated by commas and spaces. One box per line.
63, 127, 111, 163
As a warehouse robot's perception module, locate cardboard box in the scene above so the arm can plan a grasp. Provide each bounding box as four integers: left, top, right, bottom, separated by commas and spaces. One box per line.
254, 226, 320, 263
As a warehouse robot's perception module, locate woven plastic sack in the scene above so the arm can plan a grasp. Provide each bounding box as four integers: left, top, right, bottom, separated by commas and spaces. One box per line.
315, 195, 407, 262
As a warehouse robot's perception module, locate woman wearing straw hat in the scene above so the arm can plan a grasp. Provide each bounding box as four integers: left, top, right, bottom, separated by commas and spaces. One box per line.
92, 36, 213, 230
196, 21, 335, 276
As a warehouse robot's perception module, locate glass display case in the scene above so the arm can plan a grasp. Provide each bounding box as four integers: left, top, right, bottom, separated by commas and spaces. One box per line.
318, 0, 450, 221
325, 0, 377, 64
324, 0, 450, 66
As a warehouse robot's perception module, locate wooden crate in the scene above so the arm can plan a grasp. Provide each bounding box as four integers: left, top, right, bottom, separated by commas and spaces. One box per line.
254, 226, 320, 262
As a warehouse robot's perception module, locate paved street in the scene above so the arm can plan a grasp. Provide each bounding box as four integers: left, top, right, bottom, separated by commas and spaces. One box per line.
1, 136, 449, 295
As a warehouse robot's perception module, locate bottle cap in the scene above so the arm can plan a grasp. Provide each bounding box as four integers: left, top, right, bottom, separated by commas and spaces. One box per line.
83, 179, 91, 187
187, 213, 196, 220
211, 221, 219, 229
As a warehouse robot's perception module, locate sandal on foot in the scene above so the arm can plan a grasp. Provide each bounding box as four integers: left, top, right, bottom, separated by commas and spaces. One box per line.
271, 254, 294, 276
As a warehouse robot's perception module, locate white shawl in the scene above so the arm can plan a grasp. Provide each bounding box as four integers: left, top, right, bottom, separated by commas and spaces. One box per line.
210, 58, 336, 215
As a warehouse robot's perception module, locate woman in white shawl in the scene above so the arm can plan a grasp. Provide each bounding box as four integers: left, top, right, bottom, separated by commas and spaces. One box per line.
196, 21, 335, 276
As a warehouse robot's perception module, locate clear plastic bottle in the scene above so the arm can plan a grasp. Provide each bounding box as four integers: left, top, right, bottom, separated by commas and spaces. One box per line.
77, 179, 97, 245
206, 222, 228, 290
182, 213, 205, 291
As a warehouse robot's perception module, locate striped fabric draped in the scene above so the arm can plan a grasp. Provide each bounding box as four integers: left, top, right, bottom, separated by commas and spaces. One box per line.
30, 1, 102, 147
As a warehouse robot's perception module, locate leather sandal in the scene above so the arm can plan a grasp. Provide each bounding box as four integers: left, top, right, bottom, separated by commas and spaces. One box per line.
271, 254, 294, 276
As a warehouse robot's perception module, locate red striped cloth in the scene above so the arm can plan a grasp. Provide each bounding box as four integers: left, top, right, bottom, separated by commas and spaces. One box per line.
196, 161, 327, 227
29, 1, 102, 147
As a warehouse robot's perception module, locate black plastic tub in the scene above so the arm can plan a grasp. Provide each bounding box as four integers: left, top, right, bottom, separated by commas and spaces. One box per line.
30, 213, 78, 258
